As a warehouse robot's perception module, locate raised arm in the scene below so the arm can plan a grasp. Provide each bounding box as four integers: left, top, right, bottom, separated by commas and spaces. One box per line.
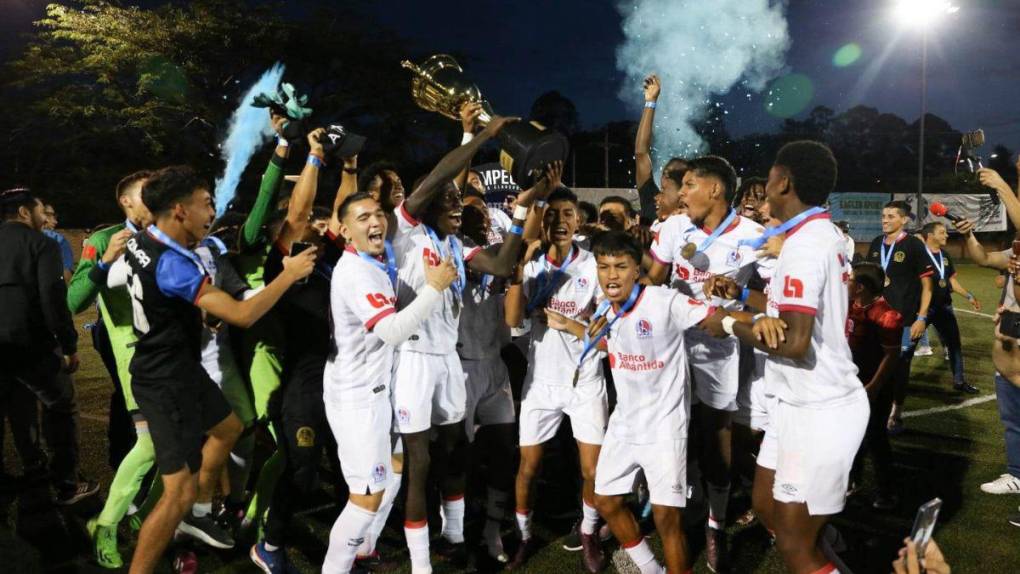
277, 127, 325, 250
978, 167, 1020, 231
329, 154, 359, 235
453, 103, 484, 192
405, 116, 518, 219
635, 74, 660, 190
242, 112, 291, 248
196, 248, 315, 328
954, 218, 1008, 270
68, 228, 129, 313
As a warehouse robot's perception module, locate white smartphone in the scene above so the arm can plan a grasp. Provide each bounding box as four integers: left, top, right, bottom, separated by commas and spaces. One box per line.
910, 497, 942, 559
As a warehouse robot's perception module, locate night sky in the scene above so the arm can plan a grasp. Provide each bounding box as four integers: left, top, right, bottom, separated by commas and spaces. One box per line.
3, 0, 1020, 149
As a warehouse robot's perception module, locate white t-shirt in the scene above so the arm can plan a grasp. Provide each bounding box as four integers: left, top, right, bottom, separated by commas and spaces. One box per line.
521, 246, 601, 386
603, 286, 712, 443
764, 213, 863, 407
489, 207, 512, 246
324, 249, 399, 407
392, 203, 482, 355
651, 213, 772, 311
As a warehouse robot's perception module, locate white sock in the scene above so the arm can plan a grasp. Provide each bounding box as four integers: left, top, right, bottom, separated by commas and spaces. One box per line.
624, 539, 665, 574
580, 500, 599, 535
192, 502, 212, 518
440, 496, 465, 543
359, 472, 401, 556
708, 515, 723, 530
484, 488, 508, 558
515, 509, 532, 541
323, 503, 376, 574
404, 521, 432, 574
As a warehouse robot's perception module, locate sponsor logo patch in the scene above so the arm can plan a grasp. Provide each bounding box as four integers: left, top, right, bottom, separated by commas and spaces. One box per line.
894, 251, 905, 263
636, 318, 653, 339
397, 407, 410, 424
372, 463, 387, 484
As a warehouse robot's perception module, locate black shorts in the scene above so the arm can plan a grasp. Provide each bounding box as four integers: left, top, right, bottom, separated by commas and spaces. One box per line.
132, 368, 233, 474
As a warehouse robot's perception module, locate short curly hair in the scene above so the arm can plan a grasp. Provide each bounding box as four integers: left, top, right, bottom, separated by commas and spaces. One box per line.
142, 165, 209, 216
773, 141, 837, 206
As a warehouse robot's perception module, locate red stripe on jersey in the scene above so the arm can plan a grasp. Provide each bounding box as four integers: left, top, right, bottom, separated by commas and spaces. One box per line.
365, 307, 395, 331
778, 303, 817, 316
192, 276, 211, 305
464, 246, 482, 262
785, 212, 832, 238
398, 202, 420, 226
919, 270, 934, 278
650, 249, 670, 266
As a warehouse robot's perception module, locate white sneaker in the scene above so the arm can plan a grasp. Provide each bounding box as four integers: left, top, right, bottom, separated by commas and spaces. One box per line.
981, 474, 1020, 494
915, 345, 933, 357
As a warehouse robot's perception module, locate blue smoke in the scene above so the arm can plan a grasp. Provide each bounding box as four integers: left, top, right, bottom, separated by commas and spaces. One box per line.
214, 62, 286, 216
616, 1, 789, 170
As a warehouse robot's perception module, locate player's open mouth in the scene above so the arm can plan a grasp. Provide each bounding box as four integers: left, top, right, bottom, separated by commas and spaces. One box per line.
367, 230, 384, 246
605, 281, 622, 297
551, 226, 569, 240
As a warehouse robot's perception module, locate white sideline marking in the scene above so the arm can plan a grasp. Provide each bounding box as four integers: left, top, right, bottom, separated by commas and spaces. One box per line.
953, 307, 996, 320
902, 394, 997, 418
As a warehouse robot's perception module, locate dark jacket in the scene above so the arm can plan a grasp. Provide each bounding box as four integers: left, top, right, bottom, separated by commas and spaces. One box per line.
0, 221, 78, 355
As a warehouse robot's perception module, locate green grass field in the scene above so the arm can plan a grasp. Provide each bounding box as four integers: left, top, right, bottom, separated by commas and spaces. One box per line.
2, 263, 1019, 573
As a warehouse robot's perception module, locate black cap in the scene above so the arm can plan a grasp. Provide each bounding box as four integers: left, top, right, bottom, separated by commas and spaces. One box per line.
321, 124, 366, 160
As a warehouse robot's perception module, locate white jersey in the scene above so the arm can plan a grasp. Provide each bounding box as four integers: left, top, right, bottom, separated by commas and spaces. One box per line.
393, 203, 482, 355
651, 213, 772, 311
489, 207, 512, 246
764, 213, 863, 407
195, 241, 245, 387
324, 249, 399, 407
521, 246, 601, 386
603, 286, 712, 443
458, 272, 509, 360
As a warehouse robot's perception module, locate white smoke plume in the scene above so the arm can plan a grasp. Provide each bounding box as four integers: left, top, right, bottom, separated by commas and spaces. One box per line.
616, 0, 790, 171
214, 62, 286, 216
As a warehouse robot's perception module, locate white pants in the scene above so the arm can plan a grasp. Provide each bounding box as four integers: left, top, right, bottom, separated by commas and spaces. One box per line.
519, 379, 607, 446
462, 357, 516, 442
392, 350, 466, 434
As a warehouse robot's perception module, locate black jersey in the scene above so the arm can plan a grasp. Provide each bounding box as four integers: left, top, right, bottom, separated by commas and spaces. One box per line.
125, 227, 210, 380
866, 233, 933, 318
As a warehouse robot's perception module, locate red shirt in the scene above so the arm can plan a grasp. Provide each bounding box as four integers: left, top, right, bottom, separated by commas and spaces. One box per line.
846, 297, 903, 385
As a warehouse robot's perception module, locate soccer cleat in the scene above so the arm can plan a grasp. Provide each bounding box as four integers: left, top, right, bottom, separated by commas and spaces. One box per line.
1009, 508, 1020, 528
735, 508, 757, 527
434, 536, 468, 567
954, 381, 979, 394
87, 517, 124, 569
177, 512, 236, 549
507, 537, 538, 570
214, 503, 244, 536
563, 518, 612, 551
579, 531, 605, 573
981, 473, 1020, 494
705, 526, 728, 573
55, 478, 100, 506
250, 542, 286, 574
914, 345, 933, 357
355, 550, 400, 571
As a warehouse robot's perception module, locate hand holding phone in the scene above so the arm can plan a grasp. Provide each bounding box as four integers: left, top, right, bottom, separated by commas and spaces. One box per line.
909, 497, 942, 559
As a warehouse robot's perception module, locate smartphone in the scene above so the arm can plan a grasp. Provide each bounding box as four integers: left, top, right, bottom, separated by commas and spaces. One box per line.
1012, 239, 1020, 256
290, 241, 313, 284
909, 497, 942, 559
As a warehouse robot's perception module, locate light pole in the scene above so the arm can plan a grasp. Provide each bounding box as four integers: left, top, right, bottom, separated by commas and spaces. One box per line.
892, 0, 958, 219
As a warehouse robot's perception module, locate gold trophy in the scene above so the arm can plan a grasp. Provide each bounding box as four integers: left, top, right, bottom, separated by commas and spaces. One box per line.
401, 54, 569, 188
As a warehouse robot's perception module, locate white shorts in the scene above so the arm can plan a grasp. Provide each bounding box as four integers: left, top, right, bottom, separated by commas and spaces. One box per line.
392, 350, 466, 434
595, 432, 688, 508
757, 393, 869, 515
519, 379, 607, 446
462, 357, 516, 442
734, 345, 769, 431
325, 395, 394, 495
686, 330, 739, 412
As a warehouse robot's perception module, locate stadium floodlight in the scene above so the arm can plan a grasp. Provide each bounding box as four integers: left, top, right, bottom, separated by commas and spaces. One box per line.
892, 0, 959, 30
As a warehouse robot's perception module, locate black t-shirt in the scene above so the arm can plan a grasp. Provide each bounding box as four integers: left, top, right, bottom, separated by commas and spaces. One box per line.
866, 234, 933, 318
924, 248, 956, 308
264, 232, 343, 385
637, 178, 659, 222
126, 229, 208, 380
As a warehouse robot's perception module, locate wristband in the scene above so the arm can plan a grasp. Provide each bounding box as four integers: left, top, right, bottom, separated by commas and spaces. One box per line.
513, 204, 529, 221
917, 314, 927, 324
276, 136, 289, 148
739, 287, 751, 303
752, 313, 766, 324
644, 101, 657, 109
966, 292, 975, 301
96, 259, 110, 271
721, 315, 737, 336
461, 132, 474, 145
535, 200, 547, 209
307, 154, 325, 169
509, 224, 524, 236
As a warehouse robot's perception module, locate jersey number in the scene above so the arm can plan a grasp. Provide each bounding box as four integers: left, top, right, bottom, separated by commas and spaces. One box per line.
783, 276, 804, 299
126, 269, 151, 334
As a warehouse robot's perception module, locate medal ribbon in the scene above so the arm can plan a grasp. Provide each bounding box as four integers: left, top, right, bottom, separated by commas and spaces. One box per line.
147, 224, 207, 274
879, 231, 905, 273
738, 206, 828, 250
526, 244, 576, 314
924, 247, 945, 281
696, 209, 738, 252
577, 284, 641, 368
358, 240, 398, 289
125, 219, 139, 233
424, 225, 465, 300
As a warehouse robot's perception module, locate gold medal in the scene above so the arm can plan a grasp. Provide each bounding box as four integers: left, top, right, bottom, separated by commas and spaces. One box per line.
681, 242, 697, 260
939, 279, 947, 288
885, 276, 891, 287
